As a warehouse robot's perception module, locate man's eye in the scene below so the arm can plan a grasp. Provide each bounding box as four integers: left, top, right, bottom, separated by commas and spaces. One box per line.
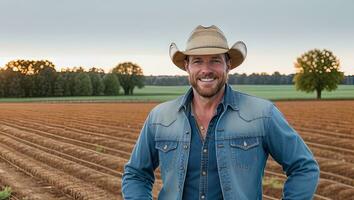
192, 60, 202, 64
211, 59, 221, 63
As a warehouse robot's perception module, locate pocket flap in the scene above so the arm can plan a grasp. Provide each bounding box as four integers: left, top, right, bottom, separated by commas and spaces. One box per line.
230, 137, 259, 150
155, 141, 178, 153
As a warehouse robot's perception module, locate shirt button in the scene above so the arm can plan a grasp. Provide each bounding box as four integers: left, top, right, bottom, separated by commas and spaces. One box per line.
243, 141, 247, 147
201, 195, 205, 199
202, 171, 206, 176
163, 145, 168, 150
183, 145, 188, 149
185, 131, 189, 134
203, 149, 207, 153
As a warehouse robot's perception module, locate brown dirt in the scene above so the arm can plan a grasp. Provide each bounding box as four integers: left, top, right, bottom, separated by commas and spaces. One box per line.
0, 101, 352, 199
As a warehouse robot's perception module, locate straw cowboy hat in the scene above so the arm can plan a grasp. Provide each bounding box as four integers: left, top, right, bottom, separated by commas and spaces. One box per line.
169, 25, 247, 71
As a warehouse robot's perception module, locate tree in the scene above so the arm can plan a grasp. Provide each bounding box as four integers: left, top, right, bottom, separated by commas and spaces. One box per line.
5, 59, 55, 75
4, 59, 56, 97
2, 68, 24, 97
33, 66, 57, 97
54, 73, 65, 96
112, 62, 144, 95
294, 49, 344, 99
89, 68, 105, 96
103, 73, 120, 96
0, 68, 5, 97
72, 72, 93, 96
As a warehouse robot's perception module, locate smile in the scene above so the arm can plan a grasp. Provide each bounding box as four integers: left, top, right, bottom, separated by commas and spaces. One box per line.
199, 78, 215, 82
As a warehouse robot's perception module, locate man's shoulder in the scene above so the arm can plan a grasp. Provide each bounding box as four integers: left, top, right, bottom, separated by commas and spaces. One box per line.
231, 89, 274, 119
148, 95, 184, 125
151, 95, 184, 114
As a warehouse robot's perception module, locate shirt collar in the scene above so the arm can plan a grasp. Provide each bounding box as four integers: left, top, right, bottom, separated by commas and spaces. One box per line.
178, 83, 239, 112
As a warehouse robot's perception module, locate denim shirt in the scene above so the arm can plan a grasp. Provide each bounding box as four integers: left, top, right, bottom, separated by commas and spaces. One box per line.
122, 84, 320, 200
182, 90, 223, 200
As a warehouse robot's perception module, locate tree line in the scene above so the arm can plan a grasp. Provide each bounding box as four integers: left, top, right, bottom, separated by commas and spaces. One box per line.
145, 73, 354, 86
1, 50, 352, 98
0, 60, 144, 98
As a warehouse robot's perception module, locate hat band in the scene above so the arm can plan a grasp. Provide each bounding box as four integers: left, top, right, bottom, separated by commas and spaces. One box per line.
187, 46, 228, 51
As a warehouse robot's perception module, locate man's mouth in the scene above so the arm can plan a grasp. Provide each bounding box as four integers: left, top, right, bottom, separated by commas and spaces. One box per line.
198, 77, 216, 82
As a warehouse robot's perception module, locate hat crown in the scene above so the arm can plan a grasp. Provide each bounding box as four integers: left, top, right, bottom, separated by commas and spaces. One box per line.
169, 25, 247, 71
186, 25, 229, 51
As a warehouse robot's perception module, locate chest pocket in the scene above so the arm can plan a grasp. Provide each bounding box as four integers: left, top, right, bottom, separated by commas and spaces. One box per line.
230, 137, 259, 150
156, 141, 178, 152
229, 137, 260, 170
155, 141, 178, 172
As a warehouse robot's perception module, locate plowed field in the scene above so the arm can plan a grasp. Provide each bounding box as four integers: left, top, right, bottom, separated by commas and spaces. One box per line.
0, 101, 353, 200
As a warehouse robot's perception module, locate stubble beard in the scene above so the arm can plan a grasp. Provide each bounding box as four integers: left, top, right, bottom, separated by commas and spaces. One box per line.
189, 72, 228, 98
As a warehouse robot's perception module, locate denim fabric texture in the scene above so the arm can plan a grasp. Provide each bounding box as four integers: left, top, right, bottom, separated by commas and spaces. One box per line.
182, 90, 223, 200
122, 84, 320, 200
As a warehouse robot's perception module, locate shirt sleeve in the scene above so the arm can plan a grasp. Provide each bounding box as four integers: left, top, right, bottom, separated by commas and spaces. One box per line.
122, 113, 159, 200
265, 104, 320, 200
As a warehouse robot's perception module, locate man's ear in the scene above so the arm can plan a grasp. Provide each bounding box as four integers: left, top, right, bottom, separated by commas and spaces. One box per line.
226, 59, 231, 72
184, 59, 189, 72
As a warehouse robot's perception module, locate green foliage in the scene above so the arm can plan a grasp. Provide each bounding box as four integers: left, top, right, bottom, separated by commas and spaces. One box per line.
54, 73, 65, 96
89, 70, 105, 96
2, 68, 24, 97
2, 59, 57, 97
112, 62, 144, 95
0, 186, 12, 200
0, 69, 5, 97
62, 72, 75, 96
103, 73, 120, 96
73, 72, 93, 96
20, 75, 34, 97
294, 49, 344, 99
33, 66, 57, 97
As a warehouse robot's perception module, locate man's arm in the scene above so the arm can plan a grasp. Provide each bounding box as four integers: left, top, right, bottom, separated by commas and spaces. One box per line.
265, 104, 320, 199
122, 113, 159, 200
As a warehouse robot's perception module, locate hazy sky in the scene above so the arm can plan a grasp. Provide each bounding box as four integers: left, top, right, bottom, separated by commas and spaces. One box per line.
0, 0, 353, 75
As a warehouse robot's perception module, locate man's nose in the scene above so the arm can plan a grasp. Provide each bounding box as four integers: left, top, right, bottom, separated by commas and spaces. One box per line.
199, 61, 214, 72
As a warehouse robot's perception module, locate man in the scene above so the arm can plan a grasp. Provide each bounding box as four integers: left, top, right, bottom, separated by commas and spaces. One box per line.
122, 25, 320, 200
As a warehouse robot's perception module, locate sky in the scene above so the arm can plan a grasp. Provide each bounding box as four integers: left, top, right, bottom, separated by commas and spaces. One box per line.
0, 0, 353, 76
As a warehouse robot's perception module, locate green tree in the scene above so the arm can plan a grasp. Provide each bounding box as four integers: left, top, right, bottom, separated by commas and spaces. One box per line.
103, 73, 120, 96
62, 72, 76, 96
0, 68, 5, 97
72, 72, 92, 96
20, 75, 34, 97
33, 66, 57, 97
5, 60, 56, 97
54, 73, 65, 96
2, 68, 23, 97
294, 49, 344, 99
89, 67, 105, 96
112, 62, 144, 95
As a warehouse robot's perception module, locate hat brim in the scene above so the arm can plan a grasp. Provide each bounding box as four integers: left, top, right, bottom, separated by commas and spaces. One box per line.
169, 41, 247, 71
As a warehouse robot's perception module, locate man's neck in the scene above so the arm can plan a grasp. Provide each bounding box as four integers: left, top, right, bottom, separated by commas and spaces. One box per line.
192, 85, 225, 117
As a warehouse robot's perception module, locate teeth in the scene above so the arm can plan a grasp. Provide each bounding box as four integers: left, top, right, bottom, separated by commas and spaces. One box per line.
200, 78, 214, 82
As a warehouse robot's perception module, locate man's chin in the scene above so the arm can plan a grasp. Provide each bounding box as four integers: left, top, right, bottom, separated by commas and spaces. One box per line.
195, 86, 219, 98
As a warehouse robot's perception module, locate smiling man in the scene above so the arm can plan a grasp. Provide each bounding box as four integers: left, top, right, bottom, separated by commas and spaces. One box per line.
122, 25, 320, 200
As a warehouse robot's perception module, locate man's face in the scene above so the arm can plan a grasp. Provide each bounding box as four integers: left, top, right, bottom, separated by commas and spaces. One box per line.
185, 54, 230, 98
